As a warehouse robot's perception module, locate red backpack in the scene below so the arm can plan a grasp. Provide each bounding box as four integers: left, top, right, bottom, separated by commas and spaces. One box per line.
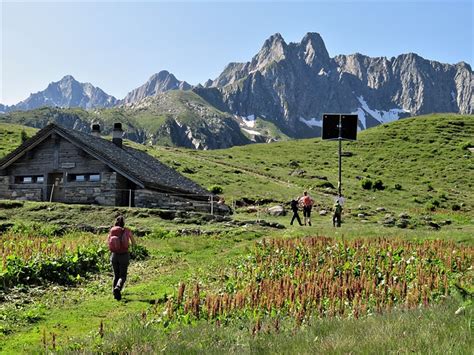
302, 195, 313, 207
108, 226, 129, 253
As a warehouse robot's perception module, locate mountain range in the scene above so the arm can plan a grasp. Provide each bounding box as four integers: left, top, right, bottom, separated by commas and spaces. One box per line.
1, 32, 472, 149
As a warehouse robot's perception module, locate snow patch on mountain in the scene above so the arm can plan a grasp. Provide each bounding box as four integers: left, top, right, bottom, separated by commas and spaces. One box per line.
242, 128, 261, 135
235, 114, 257, 128
299, 117, 322, 128
356, 96, 410, 124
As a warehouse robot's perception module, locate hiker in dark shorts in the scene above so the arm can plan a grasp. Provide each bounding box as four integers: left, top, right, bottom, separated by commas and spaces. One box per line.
108, 216, 136, 301
333, 200, 343, 227
298, 191, 314, 226
290, 198, 303, 226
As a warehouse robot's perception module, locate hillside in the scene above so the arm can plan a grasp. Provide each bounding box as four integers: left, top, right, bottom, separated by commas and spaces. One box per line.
0, 90, 252, 149
139, 114, 473, 216
2, 113, 473, 217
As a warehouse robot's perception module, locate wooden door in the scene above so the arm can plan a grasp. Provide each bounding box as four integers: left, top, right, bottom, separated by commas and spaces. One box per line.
48, 173, 64, 202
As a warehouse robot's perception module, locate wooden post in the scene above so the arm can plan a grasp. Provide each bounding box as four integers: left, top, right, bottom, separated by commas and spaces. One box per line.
49, 184, 55, 203
129, 189, 132, 208
210, 195, 214, 215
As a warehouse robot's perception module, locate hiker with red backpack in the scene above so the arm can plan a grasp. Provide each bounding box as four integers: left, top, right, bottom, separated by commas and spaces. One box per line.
108, 216, 136, 301
298, 191, 314, 226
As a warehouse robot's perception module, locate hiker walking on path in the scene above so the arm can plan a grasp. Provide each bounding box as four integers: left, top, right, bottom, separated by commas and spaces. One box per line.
290, 198, 303, 226
333, 198, 343, 227
298, 191, 314, 226
108, 215, 136, 301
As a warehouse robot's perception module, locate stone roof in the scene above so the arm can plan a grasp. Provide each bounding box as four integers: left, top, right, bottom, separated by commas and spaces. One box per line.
0, 123, 209, 197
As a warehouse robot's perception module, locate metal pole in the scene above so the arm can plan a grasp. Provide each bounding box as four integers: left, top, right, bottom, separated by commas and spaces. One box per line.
338, 115, 342, 197
338, 138, 342, 197
210, 195, 214, 215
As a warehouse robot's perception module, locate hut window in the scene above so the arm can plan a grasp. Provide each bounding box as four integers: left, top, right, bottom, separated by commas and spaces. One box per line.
69, 174, 100, 182
15, 176, 44, 184
89, 174, 101, 182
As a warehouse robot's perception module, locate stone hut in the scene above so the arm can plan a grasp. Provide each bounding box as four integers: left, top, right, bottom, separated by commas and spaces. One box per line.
0, 123, 215, 211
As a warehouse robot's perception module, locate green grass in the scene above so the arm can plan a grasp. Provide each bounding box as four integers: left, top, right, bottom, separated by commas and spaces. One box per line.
77, 297, 472, 354
0, 123, 37, 158
135, 114, 474, 217
0, 114, 473, 353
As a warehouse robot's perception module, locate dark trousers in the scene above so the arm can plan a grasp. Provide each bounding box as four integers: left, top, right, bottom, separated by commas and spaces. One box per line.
111, 252, 130, 291
290, 211, 302, 225
333, 213, 341, 227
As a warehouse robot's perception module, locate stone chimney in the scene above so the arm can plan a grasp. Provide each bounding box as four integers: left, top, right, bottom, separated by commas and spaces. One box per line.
112, 122, 123, 148
91, 123, 101, 137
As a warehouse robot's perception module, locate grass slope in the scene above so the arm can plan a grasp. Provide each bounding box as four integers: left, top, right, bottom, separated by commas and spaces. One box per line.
142, 113, 473, 212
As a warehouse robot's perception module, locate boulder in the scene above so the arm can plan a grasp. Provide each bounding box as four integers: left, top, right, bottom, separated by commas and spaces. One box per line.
290, 169, 306, 177
376, 207, 386, 212
396, 219, 409, 228
380, 217, 396, 226
398, 212, 410, 219
267, 205, 286, 216
319, 210, 328, 216
428, 221, 441, 230
357, 213, 366, 218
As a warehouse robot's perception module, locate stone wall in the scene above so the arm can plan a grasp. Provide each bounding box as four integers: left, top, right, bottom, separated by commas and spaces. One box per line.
64, 172, 116, 205
134, 189, 229, 215
0, 176, 43, 201
0, 174, 229, 214
134, 189, 190, 209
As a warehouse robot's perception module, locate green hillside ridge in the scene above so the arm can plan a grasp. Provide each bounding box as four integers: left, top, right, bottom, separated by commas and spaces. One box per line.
0, 90, 248, 148
1, 113, 473, 216
143, 113, 474, 214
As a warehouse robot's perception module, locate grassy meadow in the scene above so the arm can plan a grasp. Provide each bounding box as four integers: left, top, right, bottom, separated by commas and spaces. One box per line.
0, 113, 473, 353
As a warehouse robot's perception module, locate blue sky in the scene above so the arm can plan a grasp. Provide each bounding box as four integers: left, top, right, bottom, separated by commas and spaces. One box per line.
1, 0, 473, 105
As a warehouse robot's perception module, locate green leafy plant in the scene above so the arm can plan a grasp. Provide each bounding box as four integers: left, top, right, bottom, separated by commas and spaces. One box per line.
209, 185, 223, 194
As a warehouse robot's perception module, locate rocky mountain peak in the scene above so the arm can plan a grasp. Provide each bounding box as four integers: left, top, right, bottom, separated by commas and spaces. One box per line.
8, 75, 117, 111
298, 32, 330, 69
60, 74, 76, 82
252, 33, 288, 70
122, 70, 192, 105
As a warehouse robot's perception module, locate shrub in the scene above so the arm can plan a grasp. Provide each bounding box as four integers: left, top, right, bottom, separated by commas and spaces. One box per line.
146, 228, 179, 239
394, 183, 402, 190
318, 181, 335, 189
20, 130, 29, 143
209, 185, 223, 194
361, 179, 373, 190
129, 244, 150, 260
460, 141, 472, 150
373, 179, 385, 190
451, 203, 461, 211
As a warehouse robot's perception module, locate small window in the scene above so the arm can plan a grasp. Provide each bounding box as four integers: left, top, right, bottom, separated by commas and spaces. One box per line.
89, 174, 101, 182
15, 175, 44, 184
75, 175, 86, 182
